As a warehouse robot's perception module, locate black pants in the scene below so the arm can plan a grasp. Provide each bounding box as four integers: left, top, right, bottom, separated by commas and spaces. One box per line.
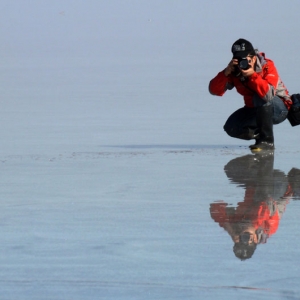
223, 96, 288, 140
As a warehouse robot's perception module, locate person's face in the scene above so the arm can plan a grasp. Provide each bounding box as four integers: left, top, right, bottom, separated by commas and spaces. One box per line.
246, 55, 257, 69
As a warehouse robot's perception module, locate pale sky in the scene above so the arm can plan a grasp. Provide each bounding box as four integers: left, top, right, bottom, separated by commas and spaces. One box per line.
1, 0, 299, 61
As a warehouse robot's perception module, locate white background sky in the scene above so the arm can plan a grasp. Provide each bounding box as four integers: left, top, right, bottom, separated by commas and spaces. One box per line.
1, 1, 299, 64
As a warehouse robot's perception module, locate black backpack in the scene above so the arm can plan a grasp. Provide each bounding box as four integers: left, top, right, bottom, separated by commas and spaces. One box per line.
287, 94, 300, 126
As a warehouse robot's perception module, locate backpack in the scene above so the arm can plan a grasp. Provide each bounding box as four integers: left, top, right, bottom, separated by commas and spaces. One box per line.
287, 94, 300, 126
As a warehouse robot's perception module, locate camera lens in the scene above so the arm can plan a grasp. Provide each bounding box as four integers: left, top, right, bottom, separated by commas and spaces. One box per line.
239, 59, 250, 70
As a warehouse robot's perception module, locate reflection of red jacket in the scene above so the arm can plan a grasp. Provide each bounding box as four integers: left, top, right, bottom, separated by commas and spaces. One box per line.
210, 189, 280, 236
209, 52, 292, 109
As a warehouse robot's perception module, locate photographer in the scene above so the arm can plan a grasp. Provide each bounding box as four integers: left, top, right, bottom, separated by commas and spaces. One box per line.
209, 38, 292, 151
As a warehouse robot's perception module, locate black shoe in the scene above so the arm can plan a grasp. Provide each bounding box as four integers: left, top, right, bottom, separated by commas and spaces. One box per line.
250, 141, 274, 151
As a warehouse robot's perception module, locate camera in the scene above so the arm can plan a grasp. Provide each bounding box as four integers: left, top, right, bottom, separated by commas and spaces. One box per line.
236, 57, 250, 70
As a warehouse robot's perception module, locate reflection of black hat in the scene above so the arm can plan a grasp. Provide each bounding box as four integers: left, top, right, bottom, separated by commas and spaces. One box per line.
231, 38, 255, 58
233, 242, 257, 260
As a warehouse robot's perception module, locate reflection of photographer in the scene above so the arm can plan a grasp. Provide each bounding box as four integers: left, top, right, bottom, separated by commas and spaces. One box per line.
210, 153, 293, 260
209, 39, 294, 151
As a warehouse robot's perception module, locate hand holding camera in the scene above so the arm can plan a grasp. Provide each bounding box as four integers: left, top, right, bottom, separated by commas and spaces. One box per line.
225, 56, 255, 77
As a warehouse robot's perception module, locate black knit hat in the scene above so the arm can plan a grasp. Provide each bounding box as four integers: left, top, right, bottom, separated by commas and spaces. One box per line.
231, 38, 255, 58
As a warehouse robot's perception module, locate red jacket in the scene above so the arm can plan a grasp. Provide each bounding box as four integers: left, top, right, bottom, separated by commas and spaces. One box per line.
210, 197, 280, 237
209, 52, 292, 109
210, 187, 284, 237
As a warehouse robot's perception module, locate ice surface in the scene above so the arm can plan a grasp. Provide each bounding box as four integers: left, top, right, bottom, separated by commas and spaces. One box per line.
1, 1, 300, 299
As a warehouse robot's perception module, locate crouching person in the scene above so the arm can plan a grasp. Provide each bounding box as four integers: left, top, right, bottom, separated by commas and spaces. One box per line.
209, 38, 292, 151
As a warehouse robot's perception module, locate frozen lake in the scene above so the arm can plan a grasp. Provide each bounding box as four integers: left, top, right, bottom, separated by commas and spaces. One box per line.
2, 1, 300, 299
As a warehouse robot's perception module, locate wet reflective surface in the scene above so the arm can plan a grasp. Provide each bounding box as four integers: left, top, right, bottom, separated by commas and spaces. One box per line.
1, 148, 300, 299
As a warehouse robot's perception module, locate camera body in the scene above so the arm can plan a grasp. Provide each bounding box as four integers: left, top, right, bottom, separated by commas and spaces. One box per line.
235, 56, 251, 70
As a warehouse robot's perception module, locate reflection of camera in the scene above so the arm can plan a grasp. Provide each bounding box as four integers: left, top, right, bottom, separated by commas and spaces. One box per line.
237, 57, 250, 70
